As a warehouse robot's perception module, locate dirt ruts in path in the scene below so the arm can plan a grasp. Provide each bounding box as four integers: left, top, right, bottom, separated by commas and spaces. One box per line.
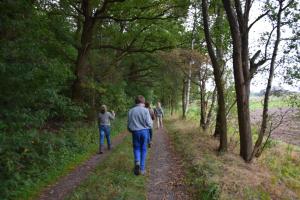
37, 131, 128, 200
147, 128, 189, 200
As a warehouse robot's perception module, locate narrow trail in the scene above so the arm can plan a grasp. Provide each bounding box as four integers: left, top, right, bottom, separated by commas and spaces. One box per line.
37, 131, 128, 200
147, 127, 189, 200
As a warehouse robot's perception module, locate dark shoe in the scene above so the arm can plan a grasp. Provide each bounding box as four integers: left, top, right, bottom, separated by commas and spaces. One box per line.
98, 145, 103, 154
134, 163, 140, 175
108, 144, 111, 150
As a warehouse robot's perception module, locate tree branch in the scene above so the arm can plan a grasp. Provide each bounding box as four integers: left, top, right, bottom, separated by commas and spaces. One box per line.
248, 10, 270, 32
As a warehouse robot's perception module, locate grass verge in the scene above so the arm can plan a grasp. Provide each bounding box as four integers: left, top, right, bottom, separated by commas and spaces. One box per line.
66, 135, 146, 200
165, 117, 300, 200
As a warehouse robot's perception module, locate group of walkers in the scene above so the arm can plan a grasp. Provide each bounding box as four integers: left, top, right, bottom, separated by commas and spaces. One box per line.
97, 95, 164, 175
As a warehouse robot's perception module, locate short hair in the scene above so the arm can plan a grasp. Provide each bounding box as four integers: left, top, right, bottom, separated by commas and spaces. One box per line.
145, 102, 150, 108
135, 95, 145, 104
100, 105, 107, 113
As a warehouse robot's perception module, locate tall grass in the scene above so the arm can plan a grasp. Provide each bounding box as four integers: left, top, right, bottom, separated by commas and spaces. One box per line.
165, 116, 300, 199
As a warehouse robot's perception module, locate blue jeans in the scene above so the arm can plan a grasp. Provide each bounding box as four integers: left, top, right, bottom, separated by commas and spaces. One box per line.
148, 129, 152, 144
132, 129, 149, 172
99, 125, 111, 146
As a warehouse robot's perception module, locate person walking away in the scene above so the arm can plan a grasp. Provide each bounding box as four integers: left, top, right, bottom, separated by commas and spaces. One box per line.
145, 102, 155, 148
98, 105, 115, 154
154, 102, 164, 129
128, 95, 153, 175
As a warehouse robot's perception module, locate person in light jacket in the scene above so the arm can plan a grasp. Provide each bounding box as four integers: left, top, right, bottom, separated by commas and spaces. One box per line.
128, 95, 153, 175
98, 105, 115, 154
154, 102, 164, 129
145, 102, 155, 148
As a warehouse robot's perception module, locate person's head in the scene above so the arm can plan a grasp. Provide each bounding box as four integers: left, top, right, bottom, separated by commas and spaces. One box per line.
135, 95, 145, 104
157, 102, 161, 108
145, 102, 150, 108
100, 105, 107, 114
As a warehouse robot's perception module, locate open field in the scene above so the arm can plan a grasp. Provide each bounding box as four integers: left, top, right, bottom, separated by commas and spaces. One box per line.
250, 108, 300, 146
249, 96, 291, 111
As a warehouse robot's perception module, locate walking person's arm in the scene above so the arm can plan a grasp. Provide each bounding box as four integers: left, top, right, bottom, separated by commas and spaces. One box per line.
127, 111, 132, 132
145, 110, 153, 129
97, 113, 100, 126
109, 111, 115, 120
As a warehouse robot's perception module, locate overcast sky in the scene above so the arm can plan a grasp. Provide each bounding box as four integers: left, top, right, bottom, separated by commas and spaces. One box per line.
249, 0, 299, 92
184, 0, 300, 93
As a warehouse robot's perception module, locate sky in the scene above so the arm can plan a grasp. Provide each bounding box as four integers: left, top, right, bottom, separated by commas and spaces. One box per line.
184, 0, 300, 93
249, 0, 299, 93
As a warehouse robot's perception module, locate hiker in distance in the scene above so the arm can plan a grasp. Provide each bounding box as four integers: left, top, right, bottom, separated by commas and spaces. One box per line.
98, 105, 115, 154
128, 95, 153, 175
154, 102, 164, 129
145, 102, 155, 148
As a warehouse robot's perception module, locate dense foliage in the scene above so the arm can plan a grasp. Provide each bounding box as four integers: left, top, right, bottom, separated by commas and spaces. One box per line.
0, 0, 189, 199
0, 0, 299, 199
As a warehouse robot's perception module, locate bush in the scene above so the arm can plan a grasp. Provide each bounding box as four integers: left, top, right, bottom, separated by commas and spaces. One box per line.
0, 115, 127, 200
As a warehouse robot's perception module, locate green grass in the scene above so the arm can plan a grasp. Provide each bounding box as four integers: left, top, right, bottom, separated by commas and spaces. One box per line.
166, 116, 300, 199
66, 135, 146, 200
249, 96, 290, 111
165, 118, 221, 200
261, 143, 300, 197
1, 117, 127, 200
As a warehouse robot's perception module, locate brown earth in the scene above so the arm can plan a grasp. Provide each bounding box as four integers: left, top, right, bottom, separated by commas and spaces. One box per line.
147, 127, 190, 200
37, 131, 128, 200
250, 108, 300, 146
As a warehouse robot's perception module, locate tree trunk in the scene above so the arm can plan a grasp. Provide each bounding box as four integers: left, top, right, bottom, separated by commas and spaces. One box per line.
202, 0, 227, 152
182, 78, 187, 119
186, 65, 192, 113
252, 1, 283, 159
213, 106, 221, 137
72, 16, 95, 102
205, 88, 216, 129
200, 72, 207, 129
221, 0, 253, 161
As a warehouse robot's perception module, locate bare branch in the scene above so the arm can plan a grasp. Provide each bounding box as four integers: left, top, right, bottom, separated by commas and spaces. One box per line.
226, 99, 237, 117
94, 44, 175, 53
96, 5, 184, 21
248, 10, 270, 32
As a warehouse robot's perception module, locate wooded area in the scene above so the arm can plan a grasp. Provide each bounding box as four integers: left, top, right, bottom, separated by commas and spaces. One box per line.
0, 0, 299, 199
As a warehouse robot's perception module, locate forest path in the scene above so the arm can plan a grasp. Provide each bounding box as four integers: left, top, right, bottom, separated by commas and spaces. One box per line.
37, 131, 128, 200
147, 127, 189, 200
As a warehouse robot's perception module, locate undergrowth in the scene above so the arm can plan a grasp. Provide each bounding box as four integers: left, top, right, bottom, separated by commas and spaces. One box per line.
166, 118, 221, 200
165, 116, 300, 200
66, 135, 146, 200
0, 117, 126, 200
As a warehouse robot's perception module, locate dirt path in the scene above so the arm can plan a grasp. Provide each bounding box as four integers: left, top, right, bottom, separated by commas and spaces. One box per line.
147, 127, 189, 200
37, 131, 128, 200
